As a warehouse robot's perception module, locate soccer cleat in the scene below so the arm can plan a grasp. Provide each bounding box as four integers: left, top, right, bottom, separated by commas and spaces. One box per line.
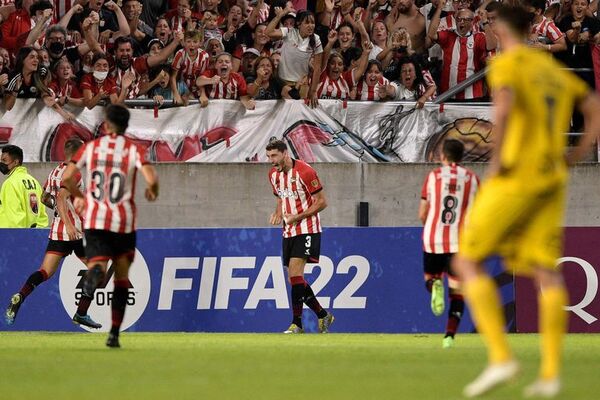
318, 312, 335, 333
72, 313, 103, 329
283, 323, 304, 334
463, 360, 520, 398
431, 279, 445, 316
106, 333, 120, 348
442, 336, 454, 349
5, 293, 23, 325
523, 379, 561, 398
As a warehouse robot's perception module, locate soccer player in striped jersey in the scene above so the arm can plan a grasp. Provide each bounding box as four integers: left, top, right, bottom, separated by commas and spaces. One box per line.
418, 139, 479, 349
266, 140, 334, 334
62, 105, 159, 348
4, 138, 102, 328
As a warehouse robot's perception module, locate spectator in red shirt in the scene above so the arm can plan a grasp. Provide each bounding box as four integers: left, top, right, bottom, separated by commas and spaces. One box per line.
80, 53, 119, 108
49, 58, 84, 107
170, 29, 209, 103
196, 52, 256, 110
1, 0, 36, 54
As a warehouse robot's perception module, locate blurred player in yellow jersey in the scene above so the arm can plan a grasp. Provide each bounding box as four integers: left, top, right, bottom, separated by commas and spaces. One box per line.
452, 4, 600, 398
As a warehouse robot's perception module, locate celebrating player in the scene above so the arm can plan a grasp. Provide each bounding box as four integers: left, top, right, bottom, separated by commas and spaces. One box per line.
418, 139, 479, 349
452, 5, 600, 398
4, 138, 101, 328
62, 104, 159, 348
266, 139, 334, 334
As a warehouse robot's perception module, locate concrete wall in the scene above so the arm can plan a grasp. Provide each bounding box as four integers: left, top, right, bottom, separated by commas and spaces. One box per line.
2, 163, 599, 227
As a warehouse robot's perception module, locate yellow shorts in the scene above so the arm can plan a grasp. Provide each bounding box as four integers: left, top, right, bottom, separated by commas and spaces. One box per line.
459, 177, 565, 276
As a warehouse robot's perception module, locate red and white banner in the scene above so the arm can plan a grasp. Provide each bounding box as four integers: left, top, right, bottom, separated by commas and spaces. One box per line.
0, 99, 493, 163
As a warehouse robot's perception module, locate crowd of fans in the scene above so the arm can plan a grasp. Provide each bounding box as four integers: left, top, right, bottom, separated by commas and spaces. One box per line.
0, 0, 598, 119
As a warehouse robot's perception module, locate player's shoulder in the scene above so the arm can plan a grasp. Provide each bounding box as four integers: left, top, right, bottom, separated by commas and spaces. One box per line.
294, 159, 316, 173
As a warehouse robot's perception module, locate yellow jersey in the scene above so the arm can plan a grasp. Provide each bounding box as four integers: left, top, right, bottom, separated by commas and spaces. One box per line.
487, 45, 589, 189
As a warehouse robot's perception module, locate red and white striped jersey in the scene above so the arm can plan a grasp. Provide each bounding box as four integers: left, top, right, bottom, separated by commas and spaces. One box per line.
202, 70, 247, 99
269, 159, 323, 238
53, 0, 72, 20
328, 8, 345, 31
171, 48, 210, 93
72, 134, 148, 234
49, 79, 82, 99
421, 164, 479, 254
111, 57, 149, 100
43, 163, 84, 241
532, 16, 563, 43
438, 30, 487, 100
354, 75, 389, 101
317, 69, 355, 99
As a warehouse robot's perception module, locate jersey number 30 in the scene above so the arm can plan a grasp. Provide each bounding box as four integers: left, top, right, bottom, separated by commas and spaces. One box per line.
91, 171, 126, 203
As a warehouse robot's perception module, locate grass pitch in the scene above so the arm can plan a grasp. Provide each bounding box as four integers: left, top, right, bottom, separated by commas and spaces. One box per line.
0, 333, 598, 400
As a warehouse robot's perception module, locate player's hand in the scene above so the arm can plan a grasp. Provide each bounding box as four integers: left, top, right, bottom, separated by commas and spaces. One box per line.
269, 212, 282, 225
66, 224, 81, 241
173, 93, 183, 105
183, 8, 192, 20
211, 75, 222, 84
572, 21, 581, 29
416, 97, 426, 109
73, 197, 86, 215
0, 73, 8, 87
282, 213, 298, 225
242, 97, 256, 110
89, 11, 100, 25
145, 186, 158, 201
385, 83, 395, 98
104, 1, 118, 11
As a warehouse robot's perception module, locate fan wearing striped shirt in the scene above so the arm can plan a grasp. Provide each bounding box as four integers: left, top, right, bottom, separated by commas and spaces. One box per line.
418, 139, 479, 349
524, 0, 567, 53
266, 139, 334, 334
317, 31, 371, 100
4, 138, 101, 328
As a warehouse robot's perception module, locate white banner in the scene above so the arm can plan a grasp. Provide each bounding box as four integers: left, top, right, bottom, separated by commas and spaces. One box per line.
0, 99, 493, 163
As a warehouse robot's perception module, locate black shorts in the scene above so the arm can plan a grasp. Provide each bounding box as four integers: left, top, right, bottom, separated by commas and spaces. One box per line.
84, 229, 136, 262
45, 239, 85, 258
423, 252, 457, 278
282, 233, 321, 267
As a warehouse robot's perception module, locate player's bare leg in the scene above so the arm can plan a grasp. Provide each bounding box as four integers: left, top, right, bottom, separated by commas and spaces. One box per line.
72, 260, 106, 329
523, 267, 566, 398
106, 255, 133, 348
5, 253, 64, 325
453, 255, 518, 397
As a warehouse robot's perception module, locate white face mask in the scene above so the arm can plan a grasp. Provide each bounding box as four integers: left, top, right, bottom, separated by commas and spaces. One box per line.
93, 70, 108, 81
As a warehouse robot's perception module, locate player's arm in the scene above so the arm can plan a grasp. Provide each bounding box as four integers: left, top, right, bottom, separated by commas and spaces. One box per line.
427, 0, 444, 43
57, 187, 80, 240
141, 164, 159, 201
61, 162, 85, 199
284, 190, 327, 225
418, 199, 429, 225
567, 91, 600, 165
269, 198, 283, 225
487, 87, 512, 177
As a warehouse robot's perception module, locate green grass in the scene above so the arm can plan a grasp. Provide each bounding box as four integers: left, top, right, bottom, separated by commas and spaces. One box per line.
0, 333, 598, 400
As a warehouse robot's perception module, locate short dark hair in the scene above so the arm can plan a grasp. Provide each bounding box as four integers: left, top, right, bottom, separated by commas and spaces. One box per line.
105, 105, 130, 135
2, 145, 24, 164
64, 138, 84, 157
524, 0, 546, 12
30, 0, 53, 16
497, 5, 534, 36
114, 36, 133, 50
443, 139, 464, 163
266, 139, 287, 153
485, 0, 502, 13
